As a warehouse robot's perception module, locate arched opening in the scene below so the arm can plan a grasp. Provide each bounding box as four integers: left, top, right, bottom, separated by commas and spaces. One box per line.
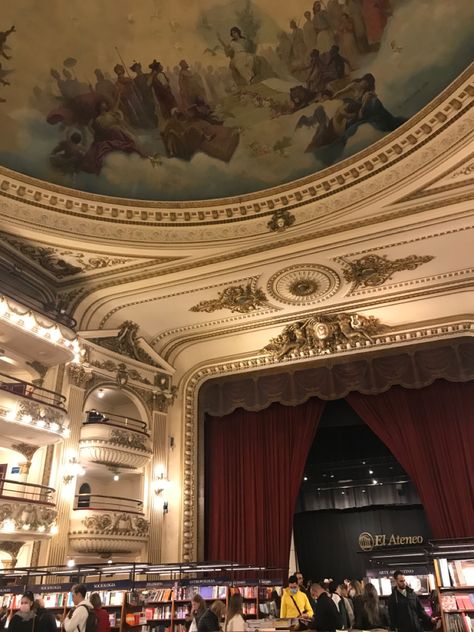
77, 482, 91, 508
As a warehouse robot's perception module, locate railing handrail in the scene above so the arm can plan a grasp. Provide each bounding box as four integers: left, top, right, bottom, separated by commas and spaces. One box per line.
73, 493, 143, 513
0, 370, 66, 409
0, 290, 77, 329
83, 410, 148, 434
0, 477, 55, 503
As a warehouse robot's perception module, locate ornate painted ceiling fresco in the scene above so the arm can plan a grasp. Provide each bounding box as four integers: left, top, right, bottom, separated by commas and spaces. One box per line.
0, 0, 472, 202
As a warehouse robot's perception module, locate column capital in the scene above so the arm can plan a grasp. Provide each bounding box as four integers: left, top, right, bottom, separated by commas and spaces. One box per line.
67, 363, 94, 388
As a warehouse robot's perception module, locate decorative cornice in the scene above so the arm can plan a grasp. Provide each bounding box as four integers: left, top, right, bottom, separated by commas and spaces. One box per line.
90, 359, 152, 385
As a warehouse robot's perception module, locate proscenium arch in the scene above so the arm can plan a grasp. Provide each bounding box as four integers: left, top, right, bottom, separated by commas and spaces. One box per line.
180, 335, 474, 561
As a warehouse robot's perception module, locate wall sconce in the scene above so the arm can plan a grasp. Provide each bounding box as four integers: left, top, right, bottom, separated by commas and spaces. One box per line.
154, 473, 170, 495
154, 473, 170, 515
63, 456, 85, 484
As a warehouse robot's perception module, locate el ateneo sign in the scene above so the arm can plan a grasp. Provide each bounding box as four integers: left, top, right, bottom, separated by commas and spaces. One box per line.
358, 531, 424, 551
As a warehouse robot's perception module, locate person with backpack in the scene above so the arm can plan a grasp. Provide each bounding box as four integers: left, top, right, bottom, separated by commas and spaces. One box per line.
63, 585, 96, 632
89, 594, 110, 632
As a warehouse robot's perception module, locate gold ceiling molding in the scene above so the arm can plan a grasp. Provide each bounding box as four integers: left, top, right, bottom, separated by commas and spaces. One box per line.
159, 278, 474, 363
93, 223, 474, 335
339, 254, 435, 290
179, 327, 474, 561
102, 275, 274, 333
0, 67, 471, 240
345, 266, 474, 298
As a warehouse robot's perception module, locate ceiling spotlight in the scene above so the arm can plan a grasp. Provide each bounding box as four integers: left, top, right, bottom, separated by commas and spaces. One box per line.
362, 489, 367, 493
113, 474, 119, 481
369, 470, 374, 474
362, 461, 366, 465
330, 474, 335, 479
107, 559, 113, 565
303, 476, 308, 481
341, 491, 345, 495
67, 559, 75, 568
98, 389, 105, 398
372, 479, 378, 485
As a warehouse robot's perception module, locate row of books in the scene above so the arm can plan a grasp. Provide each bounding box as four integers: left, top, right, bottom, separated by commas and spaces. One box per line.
445, 613, 474, 632
441, 594, 474, 612
144, 606, 173, 621
369, 575, 434, 596
437, 559, 474, 588
88, 591, 125, 607
173, 586, 227, 600
144, 589, 173, 603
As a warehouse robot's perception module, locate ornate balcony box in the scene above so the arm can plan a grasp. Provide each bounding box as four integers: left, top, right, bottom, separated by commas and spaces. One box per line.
0, 293, 78, 367
79, 412, 152, 470
69, 496, 148, 555
0, 373, 68, 449
0, 480, 57, 542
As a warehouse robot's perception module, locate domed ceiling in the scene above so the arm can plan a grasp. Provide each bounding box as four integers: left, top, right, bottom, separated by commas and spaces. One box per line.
0, 0, 472, 203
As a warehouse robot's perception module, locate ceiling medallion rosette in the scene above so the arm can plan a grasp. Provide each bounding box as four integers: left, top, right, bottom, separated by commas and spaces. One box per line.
267, 265, 340, 306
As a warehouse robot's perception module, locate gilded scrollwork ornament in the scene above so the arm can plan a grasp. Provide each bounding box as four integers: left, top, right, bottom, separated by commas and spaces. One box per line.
262, 312, 384, 360
190, 283, 268, 313
340, 253, 434, 289
90, 321, 160, 367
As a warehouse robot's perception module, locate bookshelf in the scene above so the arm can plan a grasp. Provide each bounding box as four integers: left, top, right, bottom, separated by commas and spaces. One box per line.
432, 541, 474, 632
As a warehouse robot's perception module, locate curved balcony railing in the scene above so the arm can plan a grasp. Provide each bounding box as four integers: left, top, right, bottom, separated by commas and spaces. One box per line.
0, 371, 66, 410
73, 494, 143, 514
84, 410, 148, 435
0, 478, 56, 504
0, 289, 77, 329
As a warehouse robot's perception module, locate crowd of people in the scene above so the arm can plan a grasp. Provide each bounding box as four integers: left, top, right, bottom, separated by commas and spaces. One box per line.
0, 571, 439, 632
277, 570, 438, 632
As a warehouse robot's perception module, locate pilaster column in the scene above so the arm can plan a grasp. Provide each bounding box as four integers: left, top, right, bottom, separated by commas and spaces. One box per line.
46, 364, 92, 567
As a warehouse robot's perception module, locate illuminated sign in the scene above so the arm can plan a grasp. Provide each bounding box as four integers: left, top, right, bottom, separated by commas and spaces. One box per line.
358, 532, 424, 551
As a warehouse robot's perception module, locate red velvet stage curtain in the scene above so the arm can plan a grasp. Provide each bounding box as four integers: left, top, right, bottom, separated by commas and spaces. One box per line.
346, 380, 474, 539
206, 398, 325, 570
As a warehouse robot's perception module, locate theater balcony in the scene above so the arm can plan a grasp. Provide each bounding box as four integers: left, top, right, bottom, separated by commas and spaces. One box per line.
69, 495, 149, 555
0, 479, 57, 542
0, 372, 68, 448
0, 293, 79, 368
79, 411, 152, 470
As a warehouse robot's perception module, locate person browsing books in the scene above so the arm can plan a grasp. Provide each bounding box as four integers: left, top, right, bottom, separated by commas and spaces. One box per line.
8, 593, 36, 632
62, 584, 94, 632
35, 597, 59, 632
280, 575, 314, 626
307, 582, 342, 632
388, 571, 436, 632
89, 594, 110, 632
